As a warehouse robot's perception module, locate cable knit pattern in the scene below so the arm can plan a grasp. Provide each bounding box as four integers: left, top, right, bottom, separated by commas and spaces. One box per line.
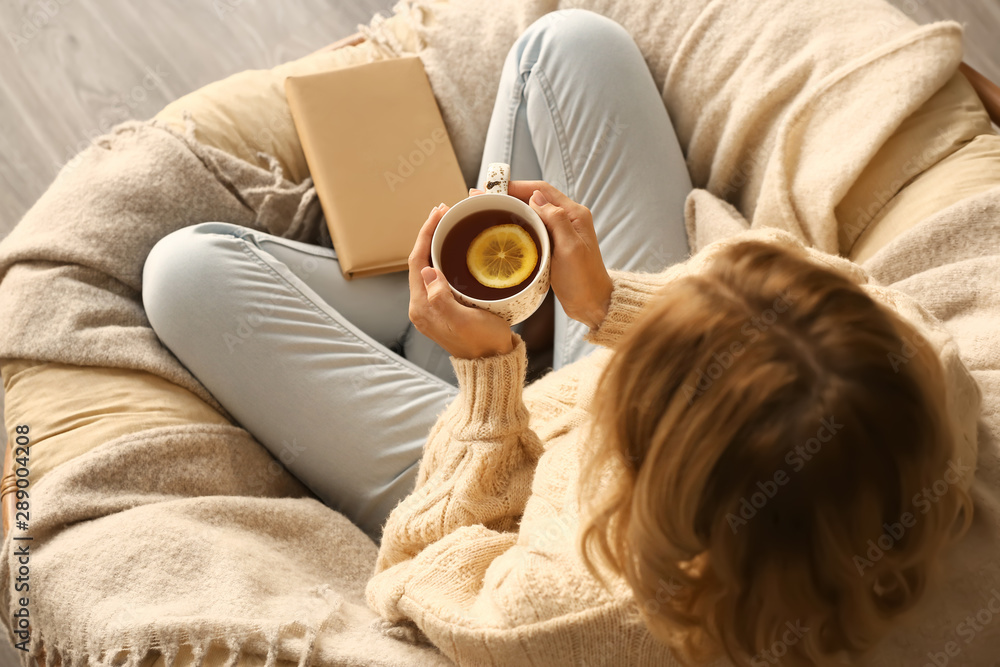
366, 228, 980, 666
449, 338, 533, 439
582, 268, 676, 348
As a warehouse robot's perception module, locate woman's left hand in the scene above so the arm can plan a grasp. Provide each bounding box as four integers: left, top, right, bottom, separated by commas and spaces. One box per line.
408, 203, 516, 360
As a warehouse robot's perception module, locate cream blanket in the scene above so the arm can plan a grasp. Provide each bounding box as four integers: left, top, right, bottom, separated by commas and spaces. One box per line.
2, 0, 1000, 665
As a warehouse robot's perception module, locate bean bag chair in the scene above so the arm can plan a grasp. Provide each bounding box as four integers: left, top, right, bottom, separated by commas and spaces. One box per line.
1, 0, 1000, 665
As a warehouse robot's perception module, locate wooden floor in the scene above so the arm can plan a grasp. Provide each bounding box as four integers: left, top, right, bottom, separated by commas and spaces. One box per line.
0, 1, 995, 663
0, 0, 396, 234
0, 0, 997, 241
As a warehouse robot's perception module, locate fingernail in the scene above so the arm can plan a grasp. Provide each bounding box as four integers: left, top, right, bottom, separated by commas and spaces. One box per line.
421, 266, 437, 285
469, 188, 475, 196
531, 190, 548, 206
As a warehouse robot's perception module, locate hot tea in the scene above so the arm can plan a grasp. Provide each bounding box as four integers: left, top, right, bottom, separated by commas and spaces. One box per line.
438, 209, 542, 301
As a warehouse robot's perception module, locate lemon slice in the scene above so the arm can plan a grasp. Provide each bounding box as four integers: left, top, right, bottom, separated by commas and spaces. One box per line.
466, 224, 538, 289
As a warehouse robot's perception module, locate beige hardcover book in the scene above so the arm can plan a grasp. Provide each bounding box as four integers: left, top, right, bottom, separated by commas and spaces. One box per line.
285, 56, 468, 279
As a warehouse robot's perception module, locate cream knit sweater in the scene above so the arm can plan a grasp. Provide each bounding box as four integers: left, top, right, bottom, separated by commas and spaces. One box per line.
365, 228, 981, 667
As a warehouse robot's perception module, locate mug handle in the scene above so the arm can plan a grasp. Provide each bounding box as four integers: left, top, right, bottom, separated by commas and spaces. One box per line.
484, 162, 510, 195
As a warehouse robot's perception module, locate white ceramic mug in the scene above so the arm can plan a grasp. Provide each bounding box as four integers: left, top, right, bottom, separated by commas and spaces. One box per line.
430, 163, 551, 325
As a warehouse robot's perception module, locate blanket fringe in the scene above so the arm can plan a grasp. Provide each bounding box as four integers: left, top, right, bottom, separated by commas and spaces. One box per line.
159, 628, 181, 667
219, 639, 240, 667
246, 151, 322, 243
123, 649, 141, 667
370, 617, 435, 648
164, 113, 256, 216
357, 0, 439, 58
263, 626, 280, 667
295, 628, 318, 667
21, 616, 337, 667
151, 112, 326, 245
188, 637, 207, 667
357, 11, 403, 58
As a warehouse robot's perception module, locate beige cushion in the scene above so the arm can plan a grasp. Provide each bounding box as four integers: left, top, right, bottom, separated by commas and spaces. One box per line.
849, 132, 1000, 263
840, 70, 1000, 262
1, 360, 232, 484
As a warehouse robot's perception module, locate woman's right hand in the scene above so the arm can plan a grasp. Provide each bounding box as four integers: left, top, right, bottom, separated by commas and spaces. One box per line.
495, 181, 613, 330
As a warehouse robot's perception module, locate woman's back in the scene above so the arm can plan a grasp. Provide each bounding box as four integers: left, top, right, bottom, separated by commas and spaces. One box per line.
367, 228, 980, 666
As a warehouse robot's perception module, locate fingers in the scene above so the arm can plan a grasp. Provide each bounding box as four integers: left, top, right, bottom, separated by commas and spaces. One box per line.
412, 265, 463, 334
408, 203, 448, 302
528, 189, 584, 245
408, 204, 463, 334
507, 180, 573, 207
421, 266, 454, 307
508, 180, 590, 240
469, 187, 485, 196
410, 240, 515, 358
529, 192, 570, 226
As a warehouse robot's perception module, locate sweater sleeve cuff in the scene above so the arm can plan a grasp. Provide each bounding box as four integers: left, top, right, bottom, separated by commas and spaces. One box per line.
584, 269, 679, 348
448, 334, 530, 439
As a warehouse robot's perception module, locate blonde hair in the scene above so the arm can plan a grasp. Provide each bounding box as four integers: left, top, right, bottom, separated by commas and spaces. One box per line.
578, 240, 971, 666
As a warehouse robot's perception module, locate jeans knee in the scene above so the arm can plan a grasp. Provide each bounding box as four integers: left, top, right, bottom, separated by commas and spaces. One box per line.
142, 222, 241, 338
518, 9, 633, 58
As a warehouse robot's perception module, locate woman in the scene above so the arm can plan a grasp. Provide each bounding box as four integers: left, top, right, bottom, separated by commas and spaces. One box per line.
142, 9, 975, 666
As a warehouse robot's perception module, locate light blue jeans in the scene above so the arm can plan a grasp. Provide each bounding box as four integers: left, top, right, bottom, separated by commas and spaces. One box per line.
142, 9, 693, 541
